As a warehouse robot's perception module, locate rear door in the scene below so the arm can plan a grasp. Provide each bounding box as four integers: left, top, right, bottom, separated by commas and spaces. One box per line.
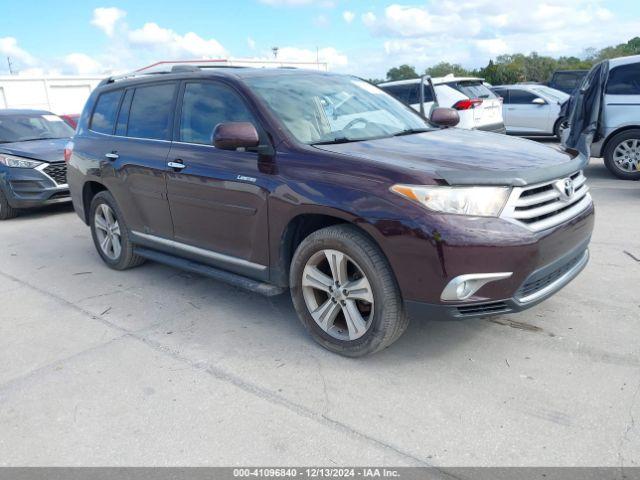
107, 82, 177, 238
603, 62, 640, 131
165, 80, 271, 279
505, 88, 550, 134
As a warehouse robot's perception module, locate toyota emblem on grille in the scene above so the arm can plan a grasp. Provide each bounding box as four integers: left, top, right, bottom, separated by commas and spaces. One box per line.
555, 178, 575, 200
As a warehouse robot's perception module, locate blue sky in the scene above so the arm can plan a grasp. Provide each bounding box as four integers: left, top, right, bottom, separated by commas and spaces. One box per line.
1, 0, 638, 78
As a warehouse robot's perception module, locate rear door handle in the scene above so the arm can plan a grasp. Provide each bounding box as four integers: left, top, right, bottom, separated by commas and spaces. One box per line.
105, 152, 119, 160
167, 161, 186, 170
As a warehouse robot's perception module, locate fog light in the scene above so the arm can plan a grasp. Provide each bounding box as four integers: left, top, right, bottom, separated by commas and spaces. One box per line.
456, 282, 471, 298
441, 272, 513, 301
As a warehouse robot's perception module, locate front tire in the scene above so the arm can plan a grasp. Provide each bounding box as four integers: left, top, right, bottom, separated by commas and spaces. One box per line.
604, 129, 640, 180
89, 191, 145, 270
290, 225, 408, 357
0, 189, 18, 220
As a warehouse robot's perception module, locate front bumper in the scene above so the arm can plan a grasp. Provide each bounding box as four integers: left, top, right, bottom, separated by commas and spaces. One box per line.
0, 163, 70, 209
406, 241, 590, 321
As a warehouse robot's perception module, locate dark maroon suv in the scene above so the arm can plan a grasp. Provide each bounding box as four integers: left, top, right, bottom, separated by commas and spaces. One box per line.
67, 67, 594, 356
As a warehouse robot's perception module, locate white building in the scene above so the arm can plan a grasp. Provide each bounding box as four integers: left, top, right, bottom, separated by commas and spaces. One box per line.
0, 76, 103, 114
0, 58, 329, 115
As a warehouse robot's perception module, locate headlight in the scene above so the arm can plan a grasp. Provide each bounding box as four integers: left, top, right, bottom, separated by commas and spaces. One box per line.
0, 154, 43, 169
390, 184, 511, 217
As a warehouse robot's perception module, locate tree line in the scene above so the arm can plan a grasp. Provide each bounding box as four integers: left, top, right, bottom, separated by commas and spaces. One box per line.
371, 37, 640, 85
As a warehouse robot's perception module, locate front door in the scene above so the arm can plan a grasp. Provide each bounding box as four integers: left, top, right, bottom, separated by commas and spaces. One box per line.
165, 80, 271, 279
506, 89, 551, 134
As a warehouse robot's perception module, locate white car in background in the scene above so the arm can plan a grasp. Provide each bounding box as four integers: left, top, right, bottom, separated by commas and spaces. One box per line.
491, 84, 570, 138
379, 75, 505, 133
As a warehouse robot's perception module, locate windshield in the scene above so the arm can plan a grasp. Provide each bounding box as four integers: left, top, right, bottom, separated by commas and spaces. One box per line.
531, 86, 570, 103
0, 114, 75, 143
244, 74, 431, 145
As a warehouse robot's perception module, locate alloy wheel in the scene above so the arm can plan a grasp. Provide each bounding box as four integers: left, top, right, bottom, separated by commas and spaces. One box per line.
94, 203, 122, 260
301, 249, 374, 341
613, 139, 640, 172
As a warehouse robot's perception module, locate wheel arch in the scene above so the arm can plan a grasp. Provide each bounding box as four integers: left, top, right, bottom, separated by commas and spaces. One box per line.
81, 180, 108, 224
272, 209, 391, 288
601, 125, 640, 158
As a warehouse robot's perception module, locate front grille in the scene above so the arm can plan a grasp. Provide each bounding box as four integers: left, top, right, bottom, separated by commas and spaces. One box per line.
43, 163, 68, 185
517, 250, 586, 300
501, 171, 591, 232
456, 301, 511, 317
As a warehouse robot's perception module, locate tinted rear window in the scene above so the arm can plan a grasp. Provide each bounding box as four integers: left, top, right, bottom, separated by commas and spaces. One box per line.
607, 63, 640, 95
551, 72, 585, 89
127, 83, 176, 140
91, 90, 122, 134
449, 81, 496, 99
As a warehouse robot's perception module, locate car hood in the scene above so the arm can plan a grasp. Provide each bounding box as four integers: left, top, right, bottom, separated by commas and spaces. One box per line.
314, 128, 587, 186
0, 138, 69, 163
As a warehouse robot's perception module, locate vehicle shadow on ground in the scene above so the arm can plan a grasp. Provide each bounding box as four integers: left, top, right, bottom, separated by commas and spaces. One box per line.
10, 203, 75, 222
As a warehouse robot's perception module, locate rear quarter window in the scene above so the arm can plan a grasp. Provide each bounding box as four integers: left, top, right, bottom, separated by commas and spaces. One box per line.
90, 90, 123, 135
606, 63, 640, 95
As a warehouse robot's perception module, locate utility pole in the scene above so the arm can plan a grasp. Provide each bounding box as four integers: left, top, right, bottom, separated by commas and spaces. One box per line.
271, 47, 279, 59
7, 56, 14, 75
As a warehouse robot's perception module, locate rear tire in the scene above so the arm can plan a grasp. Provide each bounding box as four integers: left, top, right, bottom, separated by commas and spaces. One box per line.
604, 129, 640, 180
290, 224, 408, 357
89, 191, 145, 270
0, 189, 18, 220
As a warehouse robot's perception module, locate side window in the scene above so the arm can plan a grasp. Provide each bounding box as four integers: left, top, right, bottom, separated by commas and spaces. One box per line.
406, 85, 433, 104
90, 90, 122, 135
493, 89, 509, 103
127, 83, 176, 140
509, 89, 538, 105
115, 89, 134, 136
607, 63, 640, 95
179, 82, 257, 145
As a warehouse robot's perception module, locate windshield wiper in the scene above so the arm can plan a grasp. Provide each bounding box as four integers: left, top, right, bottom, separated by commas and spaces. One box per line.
392, 128, 431, 137
311, 137, 361, 145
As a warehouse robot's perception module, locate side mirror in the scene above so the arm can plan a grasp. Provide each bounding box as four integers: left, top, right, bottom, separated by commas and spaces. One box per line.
430, 107, 460, 128
532, 97, 546, 105
213, 122, 259, 150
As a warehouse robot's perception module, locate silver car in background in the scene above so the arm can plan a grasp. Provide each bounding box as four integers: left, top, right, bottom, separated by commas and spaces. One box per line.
492, 85, 569, 138
589, 54, 640, 180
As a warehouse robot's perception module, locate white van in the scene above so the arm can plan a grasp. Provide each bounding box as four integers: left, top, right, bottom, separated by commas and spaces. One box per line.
379, 75, 505, 133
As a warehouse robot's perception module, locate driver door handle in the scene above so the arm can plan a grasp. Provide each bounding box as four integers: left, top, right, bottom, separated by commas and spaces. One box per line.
167, 160, 186, 170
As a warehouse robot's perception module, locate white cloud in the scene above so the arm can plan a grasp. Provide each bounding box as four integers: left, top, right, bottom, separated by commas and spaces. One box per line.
343, 11, 355, 23
64, 53, 103, 74
0, 37, 37, 67
352, 0, 640, 77
128, 23, 227, 58
247, 37, 257, 50
90, 7, 126, 37
362, 12, 377, 27
277, 46, 348, 68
